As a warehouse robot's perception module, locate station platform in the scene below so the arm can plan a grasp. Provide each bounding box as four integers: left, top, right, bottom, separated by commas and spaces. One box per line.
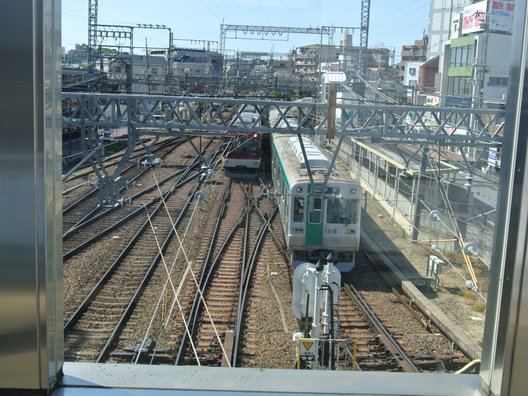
361, 197, 483, 360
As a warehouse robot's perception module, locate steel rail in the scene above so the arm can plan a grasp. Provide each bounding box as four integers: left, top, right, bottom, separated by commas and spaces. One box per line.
342, 277, 420, 373
174, 180, 251, 365
146, 153, 224, 364
95, 184, 199, 363
63, 138, 216, 252
62, 169, 200, 261
243, 185, 289, 261
63, 156, 200, 239
63, 187, 174, 333
232, 205, 278, 367
62, 138, 185, 218
64, 154, 204, 333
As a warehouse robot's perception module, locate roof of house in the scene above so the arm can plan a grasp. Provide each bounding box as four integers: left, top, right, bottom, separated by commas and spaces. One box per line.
111, 54, 167, 66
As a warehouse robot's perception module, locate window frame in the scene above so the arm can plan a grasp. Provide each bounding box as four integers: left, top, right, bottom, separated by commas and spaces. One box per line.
3, 1, 528, 395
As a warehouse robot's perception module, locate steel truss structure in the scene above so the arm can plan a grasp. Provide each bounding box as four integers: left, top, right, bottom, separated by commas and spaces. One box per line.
63, 93, 503, 144
360, 0, 370, 49
87, 0, 98, 71
219, 24, 360, 55
359, 0, 371, 73
62, 93, 503, 204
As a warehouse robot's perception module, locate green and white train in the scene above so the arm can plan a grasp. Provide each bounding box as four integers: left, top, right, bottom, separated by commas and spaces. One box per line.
271, 133, 361, 272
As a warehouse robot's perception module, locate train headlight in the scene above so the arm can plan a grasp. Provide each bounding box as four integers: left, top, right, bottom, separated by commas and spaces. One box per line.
296, 187, 303, 193
350, 188, 356, 194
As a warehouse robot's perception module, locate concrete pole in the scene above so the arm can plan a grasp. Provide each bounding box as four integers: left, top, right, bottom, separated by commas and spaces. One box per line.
327, 83, 337, 140
412, 146, 429, 241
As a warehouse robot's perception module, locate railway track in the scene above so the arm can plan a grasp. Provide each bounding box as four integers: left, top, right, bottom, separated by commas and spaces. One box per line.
63, 138, 189, 233
62, 137, 181, 207
177, 179, 250, 366
347, 252, 470, 372
162, 179, 290, 367
237, 187, 295, 369
62, 143, 473, 372
332, 250, 471, 372
339, 278, 418, 372
63, 181, 199, 362
63, 138, 222, 361
63, 138, 217, 255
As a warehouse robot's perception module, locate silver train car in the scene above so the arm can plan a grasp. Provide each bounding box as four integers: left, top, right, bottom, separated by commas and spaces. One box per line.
271, 133, 361, 272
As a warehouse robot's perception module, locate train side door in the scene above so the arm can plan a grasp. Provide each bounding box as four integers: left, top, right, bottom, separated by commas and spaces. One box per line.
305, 184, 324, 247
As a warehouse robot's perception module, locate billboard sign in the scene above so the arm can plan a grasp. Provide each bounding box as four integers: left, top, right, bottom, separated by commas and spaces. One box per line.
462, 1, 487, 34
489, 0, 515, 34
446, 96, 472, 108
488, 147, 497, 166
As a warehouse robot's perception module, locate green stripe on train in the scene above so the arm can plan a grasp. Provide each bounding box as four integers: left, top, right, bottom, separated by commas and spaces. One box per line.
305, 183, 324, 247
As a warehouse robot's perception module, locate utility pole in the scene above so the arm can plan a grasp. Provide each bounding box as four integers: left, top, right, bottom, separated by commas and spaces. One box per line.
359, 0, 371, 75
145, 38, 151, 95
474, 9, 490, 110
87, 0, 98, 88
412, 146, 429, 241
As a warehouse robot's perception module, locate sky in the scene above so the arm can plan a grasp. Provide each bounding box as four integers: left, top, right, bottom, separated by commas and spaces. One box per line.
62, 0, 430, 61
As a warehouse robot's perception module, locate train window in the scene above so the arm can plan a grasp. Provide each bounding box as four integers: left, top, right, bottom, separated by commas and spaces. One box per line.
325, 187, 340, 195
327, 197, 357, 224
293, 197, 304, 222
244, 136, 260, 152
313, 196, 322, 210
309, 196, 322, 223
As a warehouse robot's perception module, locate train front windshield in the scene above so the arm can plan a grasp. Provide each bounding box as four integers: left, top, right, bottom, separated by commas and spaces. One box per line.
245, 137, 260, 152
326, 196, 358, 225
237, 135, 260, 152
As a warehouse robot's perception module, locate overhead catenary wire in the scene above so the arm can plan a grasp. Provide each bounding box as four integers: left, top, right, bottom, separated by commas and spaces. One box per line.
350, 140, 490, 297
364, 166, 488, 302
423, 148, 483, 293
142, 202, 202, 365
136, 188, 202, 364
152, 172, 232, 367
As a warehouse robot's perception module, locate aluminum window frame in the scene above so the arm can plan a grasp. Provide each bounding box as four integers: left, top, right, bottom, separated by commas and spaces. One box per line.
2, 1, 528, 395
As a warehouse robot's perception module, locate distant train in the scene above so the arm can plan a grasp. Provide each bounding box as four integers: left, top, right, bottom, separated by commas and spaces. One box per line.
271, 133, 361, 271
223, 107, 263, 173
222, 132, 262, 171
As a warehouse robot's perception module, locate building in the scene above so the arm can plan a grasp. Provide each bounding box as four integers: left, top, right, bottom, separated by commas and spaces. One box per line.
441, 0, 515, 109
107, 54, 168, 94
419, 56, 440, 94
396, 37, 428, 104
290, 43, 391, 81
397, 37, 428, 85
418, 56, 441, 106
224, 51, 291, 79
290, 44, 330, 80
427, 0, 474, 61
427, 0, 475, 93
171, 48, 223, 78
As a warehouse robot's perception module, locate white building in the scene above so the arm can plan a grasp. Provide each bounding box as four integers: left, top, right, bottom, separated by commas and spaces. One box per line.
441, 0, 514, 109
428, 0, 474, 62
402, 61, 423, 87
